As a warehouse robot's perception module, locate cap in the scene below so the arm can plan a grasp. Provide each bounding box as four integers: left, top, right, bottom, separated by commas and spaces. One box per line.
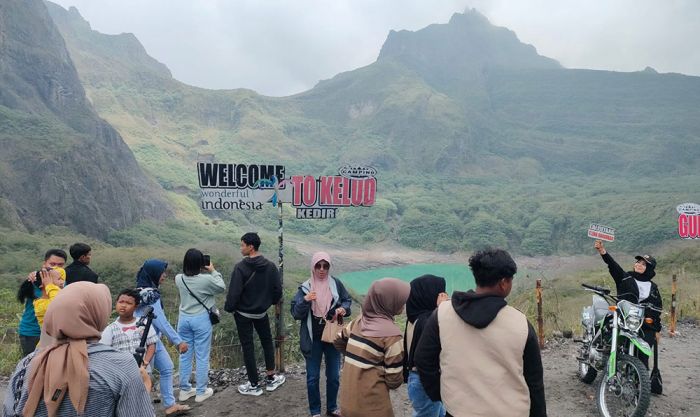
635, 255, 656, 268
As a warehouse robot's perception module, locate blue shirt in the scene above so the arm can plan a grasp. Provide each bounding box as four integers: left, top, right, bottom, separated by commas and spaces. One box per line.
135, 300, 182, 346
18, 288, 42, 337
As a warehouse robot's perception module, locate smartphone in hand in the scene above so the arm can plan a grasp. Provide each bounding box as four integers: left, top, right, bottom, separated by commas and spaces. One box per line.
203, 255, 211, 267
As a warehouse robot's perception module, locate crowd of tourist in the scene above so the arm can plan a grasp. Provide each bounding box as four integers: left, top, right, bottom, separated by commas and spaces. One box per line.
5, 235, 548, 417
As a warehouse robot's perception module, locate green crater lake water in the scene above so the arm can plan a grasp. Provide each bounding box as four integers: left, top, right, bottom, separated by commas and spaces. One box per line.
339, 263, 475, 295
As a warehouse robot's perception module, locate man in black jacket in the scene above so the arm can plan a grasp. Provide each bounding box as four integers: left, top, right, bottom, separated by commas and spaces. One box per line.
224, 232, 285, 396
414, 248, 546, 417
64, 242, 99, 285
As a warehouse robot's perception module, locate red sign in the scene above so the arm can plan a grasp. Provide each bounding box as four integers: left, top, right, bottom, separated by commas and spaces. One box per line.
677, 203, 700, 239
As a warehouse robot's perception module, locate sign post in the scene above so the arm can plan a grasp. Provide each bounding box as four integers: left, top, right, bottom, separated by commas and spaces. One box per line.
197, 163, 378, 373
275, 199, 285, 371
535, 277, 544, 349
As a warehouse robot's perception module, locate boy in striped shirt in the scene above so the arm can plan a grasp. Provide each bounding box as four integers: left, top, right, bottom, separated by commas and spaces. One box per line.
101, 288, 159, 369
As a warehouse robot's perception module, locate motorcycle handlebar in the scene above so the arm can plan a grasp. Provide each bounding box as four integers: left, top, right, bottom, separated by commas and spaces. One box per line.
581, 283, 611, 295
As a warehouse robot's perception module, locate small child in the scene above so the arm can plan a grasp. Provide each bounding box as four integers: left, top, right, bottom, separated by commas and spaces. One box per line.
100, 288, 159, 369
33, 267, 65, 327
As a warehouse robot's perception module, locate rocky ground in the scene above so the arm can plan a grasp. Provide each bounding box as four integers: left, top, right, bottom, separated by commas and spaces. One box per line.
1, 322, 697, 416
148, 322, 699, 417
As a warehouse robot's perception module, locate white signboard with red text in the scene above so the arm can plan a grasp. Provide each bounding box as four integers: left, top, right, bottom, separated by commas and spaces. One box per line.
588, 223, 615, 242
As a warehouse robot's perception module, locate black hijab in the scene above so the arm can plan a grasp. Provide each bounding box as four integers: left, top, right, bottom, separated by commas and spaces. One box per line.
404, 274, 446, 380
628, 264, 656, 282
406, 274, 447, 323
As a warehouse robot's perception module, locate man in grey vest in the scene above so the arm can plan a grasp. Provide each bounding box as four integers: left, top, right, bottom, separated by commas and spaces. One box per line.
414, 248, 546, 417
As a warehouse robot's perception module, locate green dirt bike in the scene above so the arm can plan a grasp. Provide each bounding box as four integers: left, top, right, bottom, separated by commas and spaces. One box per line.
576, 283, 659, 417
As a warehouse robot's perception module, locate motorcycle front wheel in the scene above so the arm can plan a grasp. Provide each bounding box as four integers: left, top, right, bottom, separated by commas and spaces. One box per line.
596, 353, 650, 417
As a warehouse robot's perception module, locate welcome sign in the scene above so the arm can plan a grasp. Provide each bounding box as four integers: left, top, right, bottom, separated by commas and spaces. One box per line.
197, 163, 377, 218
197, 163, 291, 210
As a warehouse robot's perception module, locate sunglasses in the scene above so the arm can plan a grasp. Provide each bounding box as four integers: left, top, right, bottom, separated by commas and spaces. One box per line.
314, 262, 330, 270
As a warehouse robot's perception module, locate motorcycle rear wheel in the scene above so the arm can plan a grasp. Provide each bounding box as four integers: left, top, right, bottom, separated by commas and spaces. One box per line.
596, 353, 650, 417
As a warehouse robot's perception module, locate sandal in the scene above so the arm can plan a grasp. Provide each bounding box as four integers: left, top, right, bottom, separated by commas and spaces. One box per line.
327, 410, 342, 417
165, 404, 192, 416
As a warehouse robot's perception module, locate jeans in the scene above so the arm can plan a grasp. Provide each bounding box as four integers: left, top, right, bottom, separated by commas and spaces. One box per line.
178, 311, 213, 394
153, 340, 176, 408
305, 337, 341, 415
408, 371, 445, 417
234, 313, 275, 385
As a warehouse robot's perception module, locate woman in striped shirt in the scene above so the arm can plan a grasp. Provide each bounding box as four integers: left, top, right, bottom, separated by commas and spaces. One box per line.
334, 278, 410, 417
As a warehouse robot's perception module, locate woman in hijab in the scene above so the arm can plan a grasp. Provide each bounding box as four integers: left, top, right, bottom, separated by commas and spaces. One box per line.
334, 278, 411, 417
4, 281, 154, 417
404, 275, 449, 417
594, 240, 662, 367
135, 259, 191, 416
291, 252, 352, 417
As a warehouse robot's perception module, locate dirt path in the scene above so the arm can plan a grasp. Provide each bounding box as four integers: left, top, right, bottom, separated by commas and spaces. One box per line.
158, 322, 699, 417
2, 323, 697, 416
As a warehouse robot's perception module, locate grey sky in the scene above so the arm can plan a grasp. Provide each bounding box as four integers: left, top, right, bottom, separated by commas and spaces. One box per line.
51, 0, 700, 97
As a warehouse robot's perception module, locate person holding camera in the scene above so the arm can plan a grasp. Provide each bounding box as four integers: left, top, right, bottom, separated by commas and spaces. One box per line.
291, 251, 352, 417
17, 249, 67, 356
175, 249, 226, 404
135, 259, 191, 417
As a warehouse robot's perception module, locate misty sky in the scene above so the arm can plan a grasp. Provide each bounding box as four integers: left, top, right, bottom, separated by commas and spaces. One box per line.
51, 0, 700, 97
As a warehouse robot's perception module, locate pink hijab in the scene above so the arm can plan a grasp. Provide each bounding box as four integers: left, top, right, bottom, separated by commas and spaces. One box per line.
310, 251, 333, 318
359, 278, 411, 337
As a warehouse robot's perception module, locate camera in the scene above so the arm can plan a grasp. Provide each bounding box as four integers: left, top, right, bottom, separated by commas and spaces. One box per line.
202, 255, 211, 267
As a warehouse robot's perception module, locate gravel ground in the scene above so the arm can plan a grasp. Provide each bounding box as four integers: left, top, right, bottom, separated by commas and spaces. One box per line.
155, 322, 699, 417
2, 324, 697, 417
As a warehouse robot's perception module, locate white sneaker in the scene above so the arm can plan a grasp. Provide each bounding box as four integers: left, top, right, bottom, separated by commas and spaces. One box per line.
178, 387, 196, 402
238, 382, 263, 396
195, 387, 214, 403
265, 374, 286, 392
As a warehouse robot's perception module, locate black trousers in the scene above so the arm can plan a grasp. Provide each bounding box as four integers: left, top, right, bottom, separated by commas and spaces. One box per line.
638, 330, 657, 368
19, 335, 40, 357
234, 313, 276, 385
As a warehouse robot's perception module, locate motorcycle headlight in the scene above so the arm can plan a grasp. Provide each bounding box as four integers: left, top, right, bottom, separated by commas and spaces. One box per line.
618, 301, 644, 332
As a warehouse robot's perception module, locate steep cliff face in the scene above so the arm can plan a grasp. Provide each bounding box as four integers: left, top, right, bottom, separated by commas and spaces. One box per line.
0, 0, 171, 237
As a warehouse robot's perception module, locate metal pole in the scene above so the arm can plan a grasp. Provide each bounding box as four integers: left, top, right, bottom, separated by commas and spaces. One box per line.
535, 277, 544, 349
670, 274, 677, 337
275, 201, 286, 372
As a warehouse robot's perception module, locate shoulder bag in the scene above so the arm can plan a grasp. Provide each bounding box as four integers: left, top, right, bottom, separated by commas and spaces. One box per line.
180, 276, 221, 325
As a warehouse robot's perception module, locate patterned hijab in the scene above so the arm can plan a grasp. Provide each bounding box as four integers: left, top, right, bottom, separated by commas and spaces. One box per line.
23, 282, 112, 417
359, 278, 411, 337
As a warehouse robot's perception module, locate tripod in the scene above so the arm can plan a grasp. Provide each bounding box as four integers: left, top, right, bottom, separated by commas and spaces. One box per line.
133, 305, 156, 367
